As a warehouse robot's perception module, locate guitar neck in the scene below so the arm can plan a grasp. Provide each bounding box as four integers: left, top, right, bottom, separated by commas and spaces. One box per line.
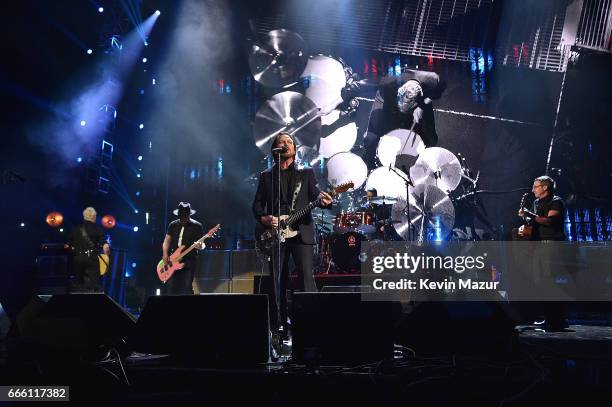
286, 198, 321, 226
177, 235, 209, 261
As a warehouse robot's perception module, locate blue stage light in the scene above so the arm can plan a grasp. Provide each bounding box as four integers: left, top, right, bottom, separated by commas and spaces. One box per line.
139, 123, 144, 129
136, 173, 141, 178
20, 222, 25, 227
98, 7, 104, 13
77, 157, 83, 163
133, 226, 139, 232
142, 57, 147, 63
80, 120, 86, 126
87, 49, 93, 55
155, 10, 161, 16
131, 262, 137, 268
134, 209, 139, 214
137, 155, 143, 161
135, 191, 141, 196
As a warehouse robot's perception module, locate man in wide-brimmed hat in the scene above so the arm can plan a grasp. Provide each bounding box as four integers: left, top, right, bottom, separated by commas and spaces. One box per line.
162, 202, 204, 295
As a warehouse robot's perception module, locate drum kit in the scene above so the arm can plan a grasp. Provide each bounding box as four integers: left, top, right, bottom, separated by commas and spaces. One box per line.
249, 29, 485, 272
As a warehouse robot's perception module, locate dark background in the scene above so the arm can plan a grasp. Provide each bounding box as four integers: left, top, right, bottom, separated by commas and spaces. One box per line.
1, 0, 610, 313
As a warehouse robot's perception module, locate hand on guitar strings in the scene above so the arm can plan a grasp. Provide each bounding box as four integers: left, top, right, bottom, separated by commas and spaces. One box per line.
261, 215, 279, 228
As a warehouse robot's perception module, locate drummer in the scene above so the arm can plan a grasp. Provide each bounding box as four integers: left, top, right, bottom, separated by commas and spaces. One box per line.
363, 188, 398, 241
361, 69, 446, 170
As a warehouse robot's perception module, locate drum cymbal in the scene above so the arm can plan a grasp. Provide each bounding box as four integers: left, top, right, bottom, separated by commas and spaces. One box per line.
367, 196, 398, 205
391, 184, 455, 241
364, 166, 409, 201
326, 152, 367, 190
254, 91, 321, 154
409, 147, 462, 192
376, 129, 425, 168
249, 29, 308, 88
301, 55, 346, 110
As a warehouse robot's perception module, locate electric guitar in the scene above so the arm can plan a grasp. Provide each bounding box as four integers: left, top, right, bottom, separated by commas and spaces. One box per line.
156, 224, 221, 283
255, 182, 353, 253
515, 193, 534, 241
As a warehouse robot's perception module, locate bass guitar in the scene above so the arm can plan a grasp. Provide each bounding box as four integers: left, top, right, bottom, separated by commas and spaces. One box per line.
156, 224, 221, 283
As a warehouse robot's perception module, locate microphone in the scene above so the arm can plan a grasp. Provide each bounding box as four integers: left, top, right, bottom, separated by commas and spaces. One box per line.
271, 147, 287, 154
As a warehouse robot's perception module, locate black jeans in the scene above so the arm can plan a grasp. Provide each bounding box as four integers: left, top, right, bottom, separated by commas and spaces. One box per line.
270, 237, 317, 330
162, 257, 196, 295
70, 255, 102, 293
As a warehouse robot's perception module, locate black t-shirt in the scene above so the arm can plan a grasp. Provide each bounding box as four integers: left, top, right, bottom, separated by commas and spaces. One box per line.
533, 195, 566, 241
166, 219, 204, 260
67, 221, 107, 255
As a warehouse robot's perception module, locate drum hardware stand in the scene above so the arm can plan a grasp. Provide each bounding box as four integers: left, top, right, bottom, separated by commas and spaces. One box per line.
388, 164, 418, 242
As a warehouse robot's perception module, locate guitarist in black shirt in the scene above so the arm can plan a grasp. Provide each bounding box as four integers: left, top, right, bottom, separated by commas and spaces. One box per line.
66, 207, 110, 293
252, 133, 332, 336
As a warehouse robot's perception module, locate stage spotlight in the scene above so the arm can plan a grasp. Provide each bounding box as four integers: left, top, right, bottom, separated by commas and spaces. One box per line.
136, 173, 141, 178
101, 215, 116, 228
142, 57, 147, 63
98, 7, 104, 13
131, 262, 137, 268
80, 120, 86, 126
134, 209, 139, 214
135, 191, 141, 196
46, 211, 64, 227
152, 78, 156, 85
20, 223, 25, 227
87, 49, 93, 55
144, 41, 148, 47
155, 10, 161, 16
59, 228, 64, 232
133, 226, 139, 232
77, 157, 82, 163
137, 155, 143, 161
139, 123, 144, 130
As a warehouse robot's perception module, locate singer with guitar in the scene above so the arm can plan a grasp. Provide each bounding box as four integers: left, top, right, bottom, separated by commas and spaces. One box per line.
161, 202, 205, 295
518, 176, 569, 331
518, 176, 566, 241
252, 132, 333, 337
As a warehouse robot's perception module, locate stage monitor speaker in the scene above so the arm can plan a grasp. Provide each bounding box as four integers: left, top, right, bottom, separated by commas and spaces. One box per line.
292, 292, 396, 365
132, 294, 269, 365
13, 294, 136, 361
36, 294, 136, 356
396, 301, 518, 356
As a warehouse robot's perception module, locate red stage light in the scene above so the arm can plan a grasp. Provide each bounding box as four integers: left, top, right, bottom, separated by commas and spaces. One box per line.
101, 215, 116, 229
45, 211, 64, 227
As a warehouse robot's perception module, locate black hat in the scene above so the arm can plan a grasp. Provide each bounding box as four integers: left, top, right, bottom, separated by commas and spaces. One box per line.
173, 202, 196, 216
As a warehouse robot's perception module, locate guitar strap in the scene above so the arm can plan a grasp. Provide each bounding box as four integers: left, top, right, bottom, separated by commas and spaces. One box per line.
79, 226, 97, 256
290, 181, 302, 212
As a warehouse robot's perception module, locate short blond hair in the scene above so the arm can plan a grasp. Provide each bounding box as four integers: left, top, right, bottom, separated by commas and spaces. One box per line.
83, 207, 97, 222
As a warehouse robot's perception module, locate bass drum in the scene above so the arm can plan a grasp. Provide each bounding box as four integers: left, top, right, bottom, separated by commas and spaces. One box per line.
331, 232, 362, 273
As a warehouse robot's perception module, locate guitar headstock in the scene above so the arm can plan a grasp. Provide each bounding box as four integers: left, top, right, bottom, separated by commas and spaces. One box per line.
206, 224, 221, 238
331, 181, 354, 197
